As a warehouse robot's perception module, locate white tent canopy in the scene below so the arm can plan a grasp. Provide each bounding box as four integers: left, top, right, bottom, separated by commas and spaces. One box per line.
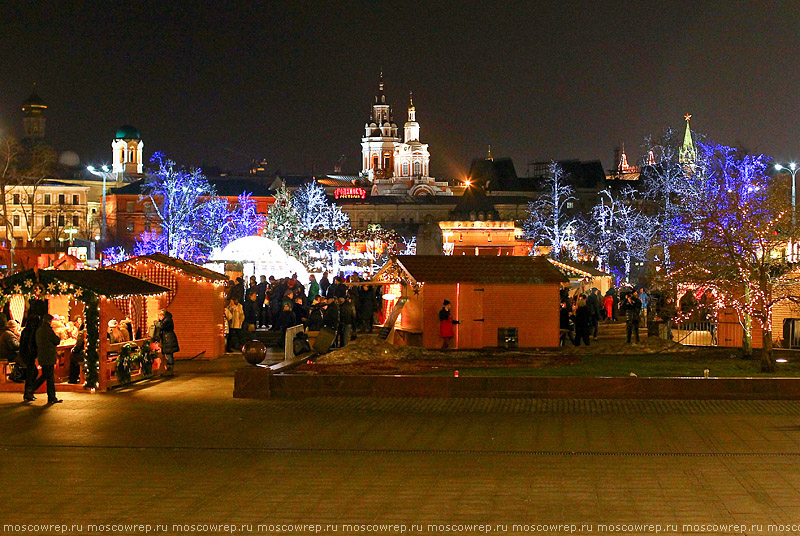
207, 236, 309, 284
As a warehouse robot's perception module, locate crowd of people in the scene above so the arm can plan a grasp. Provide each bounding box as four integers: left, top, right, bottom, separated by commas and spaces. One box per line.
559, 286, 656, 347
559, 285, 719, 347
223, 271, 382, 352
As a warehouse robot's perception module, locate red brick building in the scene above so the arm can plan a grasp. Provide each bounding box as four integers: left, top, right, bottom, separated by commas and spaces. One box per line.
376, 255, 568, 349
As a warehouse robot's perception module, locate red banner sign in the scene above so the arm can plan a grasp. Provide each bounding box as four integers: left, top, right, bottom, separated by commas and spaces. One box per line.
334, 187, 366, 199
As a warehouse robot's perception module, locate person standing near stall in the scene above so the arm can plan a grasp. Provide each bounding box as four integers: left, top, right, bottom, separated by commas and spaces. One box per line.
31, 314, 62, 405
439, 300, 458, 349
152, 310, 180, 374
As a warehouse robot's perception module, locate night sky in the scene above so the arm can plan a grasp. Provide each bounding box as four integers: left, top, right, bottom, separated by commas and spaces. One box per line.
2, 1, 799, 178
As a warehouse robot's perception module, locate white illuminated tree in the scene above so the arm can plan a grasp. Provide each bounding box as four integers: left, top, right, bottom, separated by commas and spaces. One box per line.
292, 180, 349, 231
523, 162, 577, 259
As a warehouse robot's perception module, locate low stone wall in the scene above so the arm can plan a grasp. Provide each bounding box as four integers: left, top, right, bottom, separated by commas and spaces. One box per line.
233, 368, 800, 400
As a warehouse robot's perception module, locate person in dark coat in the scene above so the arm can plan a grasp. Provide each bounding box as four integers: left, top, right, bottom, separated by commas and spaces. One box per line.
621, 292, 642, 343
306, 296, 324, 332
270, 280, 285, 330
256, 275, 268, 328
572, 297, 592, 346
439, 300, 457, 349
357, 284, 376, 333
152, 310, 180, 372
320, 271, 331, 298
292, 297, 308, 326
26, 285, 49, 324
21, 315, 41, 401
278, 302, 297, 340
559, 301, 574, 347
1, 320, 21, 382
243, 291, 260, 332
322, 297, 341, 345
339, 296, 356, 347
0, 320, 20, 361
230, 277, 245, 304
586, 289, 602, 340
31, 314, 62, 404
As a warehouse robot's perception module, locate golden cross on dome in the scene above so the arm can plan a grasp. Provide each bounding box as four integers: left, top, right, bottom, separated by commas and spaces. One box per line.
684, 114, 692, 122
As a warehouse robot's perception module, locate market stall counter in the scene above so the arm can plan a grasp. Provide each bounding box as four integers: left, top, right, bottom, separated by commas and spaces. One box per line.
0, 269, 169, 392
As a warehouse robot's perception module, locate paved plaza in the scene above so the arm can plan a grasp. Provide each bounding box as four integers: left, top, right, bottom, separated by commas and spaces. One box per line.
2, 357, 800, 535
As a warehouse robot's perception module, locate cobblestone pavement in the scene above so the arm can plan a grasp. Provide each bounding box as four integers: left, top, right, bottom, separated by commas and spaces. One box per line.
2, 357, 800, 535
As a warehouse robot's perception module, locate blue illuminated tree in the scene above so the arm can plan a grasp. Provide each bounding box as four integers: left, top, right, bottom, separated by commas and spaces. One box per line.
135, 154, 263, 262
669, 142, 800, 371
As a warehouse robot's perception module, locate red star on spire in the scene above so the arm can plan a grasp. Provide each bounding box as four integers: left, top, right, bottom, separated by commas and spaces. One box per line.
684, 114, 692, 122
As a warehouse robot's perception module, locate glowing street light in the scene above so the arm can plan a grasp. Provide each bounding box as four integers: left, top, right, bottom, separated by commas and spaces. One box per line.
87, 164, 113, 242
775, 162, 798, 227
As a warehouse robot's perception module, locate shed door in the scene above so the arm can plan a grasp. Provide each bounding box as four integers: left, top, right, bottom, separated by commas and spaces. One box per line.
457, 284, 484, 349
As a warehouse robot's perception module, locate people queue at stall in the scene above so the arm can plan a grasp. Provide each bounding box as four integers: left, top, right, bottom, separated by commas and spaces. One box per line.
222, 271, 382, 352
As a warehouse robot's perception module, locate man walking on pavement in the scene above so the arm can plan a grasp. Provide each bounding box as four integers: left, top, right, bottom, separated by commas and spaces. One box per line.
30, 314, 62, 404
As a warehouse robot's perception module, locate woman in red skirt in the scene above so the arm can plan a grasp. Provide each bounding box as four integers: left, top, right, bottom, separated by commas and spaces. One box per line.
439, 300, 456, 349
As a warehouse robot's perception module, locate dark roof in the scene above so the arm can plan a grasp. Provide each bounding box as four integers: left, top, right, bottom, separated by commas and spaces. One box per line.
1, 269, 169, 297
468, 157, 520, 191
110, 179, 146, 195
393, 255, 568, 285
209, 177, 275, 197
449, 186, 499, 220
111, 253, 228, 281
525, 159, 607, 190
111, 177, 276, 198
22, 92, 46, 108
116, 125, 141, 139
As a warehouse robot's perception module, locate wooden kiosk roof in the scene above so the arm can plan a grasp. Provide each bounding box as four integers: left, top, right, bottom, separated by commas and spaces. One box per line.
1, 269, 169, 297
111, 253, 229, 282
378, 255, 568, 285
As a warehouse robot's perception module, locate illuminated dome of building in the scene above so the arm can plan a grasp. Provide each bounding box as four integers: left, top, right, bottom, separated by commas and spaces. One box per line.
115, 124, 141, 140
209, 236, 309, 283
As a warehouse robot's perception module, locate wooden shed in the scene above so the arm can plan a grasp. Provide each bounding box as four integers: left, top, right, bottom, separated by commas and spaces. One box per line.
110, 253, 229, 359
375, 255, 568, 349
0, 269, 169, 392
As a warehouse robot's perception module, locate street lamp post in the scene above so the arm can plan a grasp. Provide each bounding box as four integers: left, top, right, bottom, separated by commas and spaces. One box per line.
775, 162, 798, 227
87, 165, 113, 243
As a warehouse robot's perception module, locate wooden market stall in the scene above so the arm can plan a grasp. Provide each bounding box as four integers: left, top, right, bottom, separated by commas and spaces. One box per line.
547, 258, 614, 297
110, 253, 229, 359
374, 255, 568, 349
0, 269, 169, 392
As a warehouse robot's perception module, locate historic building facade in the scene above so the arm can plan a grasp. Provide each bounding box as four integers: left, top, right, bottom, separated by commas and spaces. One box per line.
358, 75, 456, 197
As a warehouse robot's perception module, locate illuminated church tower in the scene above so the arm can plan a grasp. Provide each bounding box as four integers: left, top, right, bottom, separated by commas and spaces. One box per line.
111, 125, 144, 179
359, 73, 454, 196
361, 73, 399, 181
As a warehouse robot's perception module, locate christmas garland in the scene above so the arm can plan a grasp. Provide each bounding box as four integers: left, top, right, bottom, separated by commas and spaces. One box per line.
115, 342, 137, 385
304, 228, 398, 242
83, 292, 100, 390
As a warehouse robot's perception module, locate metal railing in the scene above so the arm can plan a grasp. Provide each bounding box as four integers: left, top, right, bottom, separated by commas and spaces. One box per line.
672, 321, 718, 347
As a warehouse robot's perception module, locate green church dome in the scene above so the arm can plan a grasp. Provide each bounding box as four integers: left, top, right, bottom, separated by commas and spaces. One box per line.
115, 125, 141, 139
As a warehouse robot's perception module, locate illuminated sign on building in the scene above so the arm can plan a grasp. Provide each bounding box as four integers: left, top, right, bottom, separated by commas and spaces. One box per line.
334, 187, 367, 199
